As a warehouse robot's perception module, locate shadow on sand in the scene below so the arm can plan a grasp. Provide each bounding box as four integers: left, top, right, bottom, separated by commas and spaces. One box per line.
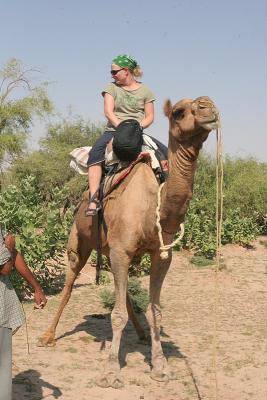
57, 312, 183, 363
55, 312, 202, 399
13, 369, 62, 399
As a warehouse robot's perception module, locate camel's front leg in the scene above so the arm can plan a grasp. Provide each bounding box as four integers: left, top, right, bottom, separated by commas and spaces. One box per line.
107, 257, 146, 341
96, 248, 130, 389
146, 250, 176, 382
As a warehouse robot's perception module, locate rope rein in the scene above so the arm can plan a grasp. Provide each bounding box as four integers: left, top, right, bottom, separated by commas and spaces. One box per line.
12, 304, 37, 355
156, 182, 185, 259
22, 303, 30, 354
212, 118, 223, 400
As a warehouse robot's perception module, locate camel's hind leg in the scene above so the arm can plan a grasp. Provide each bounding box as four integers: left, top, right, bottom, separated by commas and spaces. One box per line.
38, 223, 92, 346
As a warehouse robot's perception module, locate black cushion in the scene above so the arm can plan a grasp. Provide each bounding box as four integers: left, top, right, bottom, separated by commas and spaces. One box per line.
113, 119, 143, 162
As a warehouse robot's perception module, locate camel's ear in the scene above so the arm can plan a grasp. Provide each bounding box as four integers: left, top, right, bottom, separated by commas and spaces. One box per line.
163, 99, 172, 118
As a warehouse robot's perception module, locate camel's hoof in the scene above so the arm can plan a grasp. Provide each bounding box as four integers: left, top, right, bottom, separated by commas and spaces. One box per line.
95, 376, 109, 388
111, 376, 124, 389
150, 369, 169, 382
95, 372, 124, 389
37, 335, 56, 347
150, 368, 177, 382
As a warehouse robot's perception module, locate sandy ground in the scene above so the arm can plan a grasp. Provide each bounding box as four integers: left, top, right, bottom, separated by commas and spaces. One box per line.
12, 237, 267, 400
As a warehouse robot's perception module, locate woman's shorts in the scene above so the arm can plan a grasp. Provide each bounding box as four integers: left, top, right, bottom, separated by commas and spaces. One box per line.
87, 131, 114, 167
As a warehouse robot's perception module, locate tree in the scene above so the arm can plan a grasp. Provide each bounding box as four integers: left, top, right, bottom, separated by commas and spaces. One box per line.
0, 58, 53, 170
8, 117, 103, 201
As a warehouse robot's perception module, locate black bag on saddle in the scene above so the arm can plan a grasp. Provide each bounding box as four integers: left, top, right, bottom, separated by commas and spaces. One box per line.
113, 119, 143, 162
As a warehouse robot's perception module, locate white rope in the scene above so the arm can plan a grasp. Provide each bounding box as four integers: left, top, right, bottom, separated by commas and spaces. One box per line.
212, 117, 223, 400
156, 182, 185, 259
12, 305, 37, 356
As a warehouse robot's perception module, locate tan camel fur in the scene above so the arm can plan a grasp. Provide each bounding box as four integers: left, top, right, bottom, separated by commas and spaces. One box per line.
39, 96, 219, 388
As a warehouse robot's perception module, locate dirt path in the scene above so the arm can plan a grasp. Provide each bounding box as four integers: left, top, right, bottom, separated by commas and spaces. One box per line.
12, 238, 267, 400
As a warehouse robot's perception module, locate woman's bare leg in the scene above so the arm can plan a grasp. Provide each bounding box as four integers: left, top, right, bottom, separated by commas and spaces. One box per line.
86, 163, 103, 214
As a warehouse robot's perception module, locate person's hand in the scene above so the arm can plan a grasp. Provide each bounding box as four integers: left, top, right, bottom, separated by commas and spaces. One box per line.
34, 288, 47, 309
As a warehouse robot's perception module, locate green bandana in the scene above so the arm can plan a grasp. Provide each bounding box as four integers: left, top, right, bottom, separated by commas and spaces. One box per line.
112, 54, 138, 70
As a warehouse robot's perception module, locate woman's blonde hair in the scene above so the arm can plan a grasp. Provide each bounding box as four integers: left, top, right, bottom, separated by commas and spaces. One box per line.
132, 65, 143, 78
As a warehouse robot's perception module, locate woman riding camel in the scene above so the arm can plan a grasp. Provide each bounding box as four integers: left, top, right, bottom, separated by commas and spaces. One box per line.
86, 54, 167, 216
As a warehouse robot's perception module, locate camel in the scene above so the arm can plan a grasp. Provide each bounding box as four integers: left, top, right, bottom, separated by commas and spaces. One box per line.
39, 96, 219, 388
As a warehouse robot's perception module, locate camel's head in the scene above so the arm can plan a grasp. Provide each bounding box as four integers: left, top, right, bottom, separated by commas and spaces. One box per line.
164, 96, 219, 144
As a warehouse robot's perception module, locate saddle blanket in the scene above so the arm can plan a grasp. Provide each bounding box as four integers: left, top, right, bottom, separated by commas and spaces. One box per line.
69, 146, 91, 175
69, 135, 161, 176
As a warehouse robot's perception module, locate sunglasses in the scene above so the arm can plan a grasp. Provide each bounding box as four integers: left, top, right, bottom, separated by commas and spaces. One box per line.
110, 68, 124, 76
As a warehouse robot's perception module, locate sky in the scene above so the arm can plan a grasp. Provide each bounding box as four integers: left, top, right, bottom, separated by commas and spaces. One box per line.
1, 0, 267, 161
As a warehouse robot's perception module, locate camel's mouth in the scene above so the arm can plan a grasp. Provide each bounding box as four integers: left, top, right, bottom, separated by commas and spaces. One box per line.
193, 99, 219, 131
199, 117, 219, 131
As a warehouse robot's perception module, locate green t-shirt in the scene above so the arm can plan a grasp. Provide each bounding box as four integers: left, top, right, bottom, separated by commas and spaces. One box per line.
102, 82, 155, 131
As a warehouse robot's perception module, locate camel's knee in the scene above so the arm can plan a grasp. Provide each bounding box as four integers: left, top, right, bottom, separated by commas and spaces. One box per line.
67, 250, 80, 271
146, 303, 162, 327
111, 308, 128, 331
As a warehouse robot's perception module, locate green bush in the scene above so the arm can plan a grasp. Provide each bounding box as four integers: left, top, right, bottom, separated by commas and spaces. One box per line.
223, 156, 267, 217
0, 175, 73, 292
181, 205, 217, 258
129, 253, 151, 277
222, 208, 261, 245
190, 255, 215, 267
177, 154, 267, 258
98, 271, 111, 285
100, 277, 149, 314
7, 118, 103, 202
128, 278, 149, 313
89, 251, 151, 278
99, 288, 115, 311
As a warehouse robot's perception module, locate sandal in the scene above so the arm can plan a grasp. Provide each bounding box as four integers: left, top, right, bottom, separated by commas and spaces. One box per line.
85, 198, 101, 217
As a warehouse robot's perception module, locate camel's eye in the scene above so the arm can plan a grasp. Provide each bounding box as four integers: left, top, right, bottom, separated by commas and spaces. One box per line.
173, 108, 184, 120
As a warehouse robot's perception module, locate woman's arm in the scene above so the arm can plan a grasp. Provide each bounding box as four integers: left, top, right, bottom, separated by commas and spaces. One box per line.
104, 93, 121, 128
140, 101, 154, 129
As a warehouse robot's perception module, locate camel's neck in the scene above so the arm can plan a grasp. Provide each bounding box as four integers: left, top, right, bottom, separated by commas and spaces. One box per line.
160, 134, 202, 233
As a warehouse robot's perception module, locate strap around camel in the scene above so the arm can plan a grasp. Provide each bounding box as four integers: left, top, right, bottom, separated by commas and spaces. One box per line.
103, 152, 153, 200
